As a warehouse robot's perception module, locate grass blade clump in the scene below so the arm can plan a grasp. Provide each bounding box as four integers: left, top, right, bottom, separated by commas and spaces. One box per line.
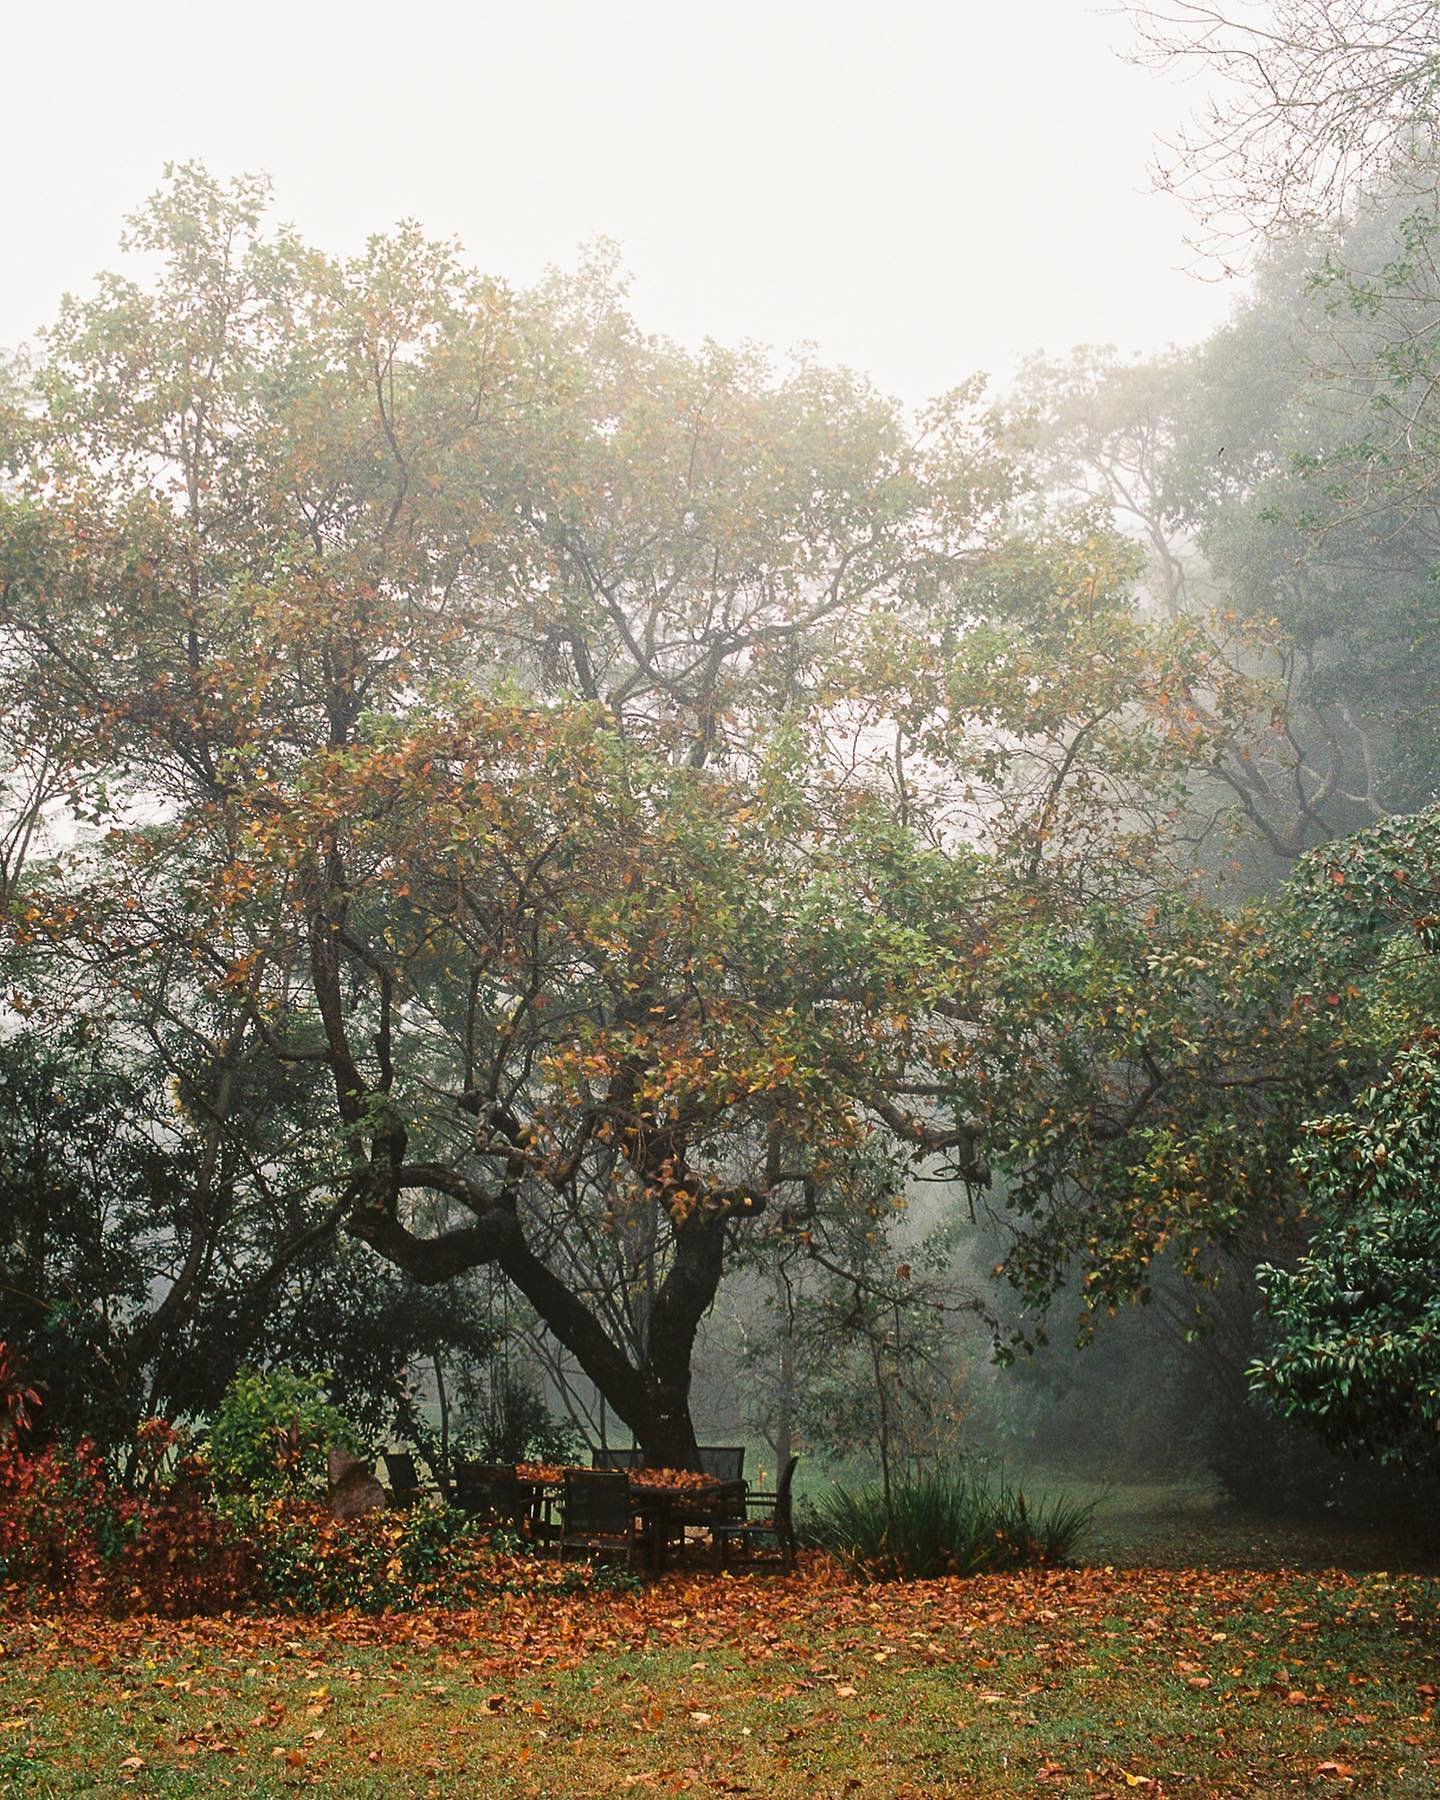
807, 1465, 1095, 1581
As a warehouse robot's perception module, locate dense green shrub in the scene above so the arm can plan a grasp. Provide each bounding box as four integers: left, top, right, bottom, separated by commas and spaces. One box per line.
206, 1367, 366, 1496
226, 1495, 470, 1612
1252, 1042, 1440, 1475
806, 1465, 1094, 1582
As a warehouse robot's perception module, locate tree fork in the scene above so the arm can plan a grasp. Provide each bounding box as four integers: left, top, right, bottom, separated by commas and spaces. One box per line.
347, 1186, 711, 1466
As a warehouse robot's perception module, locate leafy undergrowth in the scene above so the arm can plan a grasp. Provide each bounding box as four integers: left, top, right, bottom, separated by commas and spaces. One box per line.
3, 1563, 1436, 1796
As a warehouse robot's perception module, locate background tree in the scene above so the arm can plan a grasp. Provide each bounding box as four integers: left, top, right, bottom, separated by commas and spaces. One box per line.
0, 1018, 501, 1449
0, 1026, 185, 1444
993, 189, 1440, 1484
1005, 190, 1440, 868
734, 1156, 986, 1497
1126, 1, 1440, 258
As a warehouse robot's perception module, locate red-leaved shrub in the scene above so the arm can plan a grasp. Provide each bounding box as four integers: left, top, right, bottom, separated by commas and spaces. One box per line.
0, 1352, 616, 1617
0, 1389, 253, 1615
114, 1486, 255, 1616
0, 1434, 112, 1607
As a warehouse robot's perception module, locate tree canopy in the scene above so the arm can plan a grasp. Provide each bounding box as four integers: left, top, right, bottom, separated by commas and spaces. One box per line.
0, 166, 1265, 1463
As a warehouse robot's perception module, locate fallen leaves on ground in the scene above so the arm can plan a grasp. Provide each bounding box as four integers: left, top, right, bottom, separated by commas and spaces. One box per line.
3, 1562, 1436, 1796
0, 1560, 1420, 1667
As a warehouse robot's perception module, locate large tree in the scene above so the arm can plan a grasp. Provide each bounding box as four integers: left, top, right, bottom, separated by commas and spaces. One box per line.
2, 168, 1252, 1464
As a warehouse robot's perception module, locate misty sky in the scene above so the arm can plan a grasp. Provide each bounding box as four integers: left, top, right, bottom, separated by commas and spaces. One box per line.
6, 1, 1241, 404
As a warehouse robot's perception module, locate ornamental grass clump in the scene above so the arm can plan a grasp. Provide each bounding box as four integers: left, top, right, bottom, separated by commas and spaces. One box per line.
808, 1465, 1095, 1582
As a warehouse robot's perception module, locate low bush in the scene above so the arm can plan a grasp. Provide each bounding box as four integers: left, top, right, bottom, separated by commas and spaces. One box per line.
0, 1428, 253, 1616
0, 1347, 678, 1614
113, 1487, 255, 1616
206, 1366, 366, 1497
806, 1464, 1095, 1582
227, 1495, 469, 1613
0, 1435, 114, 1606
0, 1454, 627, 1616
229, 1495, 639, 1612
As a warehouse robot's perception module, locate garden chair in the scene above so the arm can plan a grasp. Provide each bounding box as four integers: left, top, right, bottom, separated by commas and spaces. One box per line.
590, 1446, 644, 1470
452, 1461, 525, 1531
711, 1455, 799, 1573
664, 1475, 748, 1561
557, 1468, 654, 1571
696, 1445, 745, 1482
382, 1450, 424, 1509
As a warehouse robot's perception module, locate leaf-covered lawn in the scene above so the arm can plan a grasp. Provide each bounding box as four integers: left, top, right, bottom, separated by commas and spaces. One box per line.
4, 1566, 1436, 1796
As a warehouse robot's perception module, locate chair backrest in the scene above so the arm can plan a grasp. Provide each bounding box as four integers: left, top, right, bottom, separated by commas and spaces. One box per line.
591, 1446, 644, 1470
711, 1478, 749, 1521
774, 1454, 800, 1527
453, 1460, 520, 1520
564, 1468, 632, 1533
383, 1451, 419, 1490
697, 1445, 745, 1482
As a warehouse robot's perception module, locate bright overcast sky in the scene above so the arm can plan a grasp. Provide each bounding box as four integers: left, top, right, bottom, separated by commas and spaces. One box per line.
5, 0, 1241, 405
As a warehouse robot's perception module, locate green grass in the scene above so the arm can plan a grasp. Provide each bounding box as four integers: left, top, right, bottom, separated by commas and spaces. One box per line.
3, 1566, 1437, 1795
1024, 1472, 1440, 1574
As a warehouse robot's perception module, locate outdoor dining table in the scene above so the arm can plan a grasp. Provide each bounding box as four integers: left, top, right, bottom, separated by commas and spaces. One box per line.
513, 1463, 732, 1572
